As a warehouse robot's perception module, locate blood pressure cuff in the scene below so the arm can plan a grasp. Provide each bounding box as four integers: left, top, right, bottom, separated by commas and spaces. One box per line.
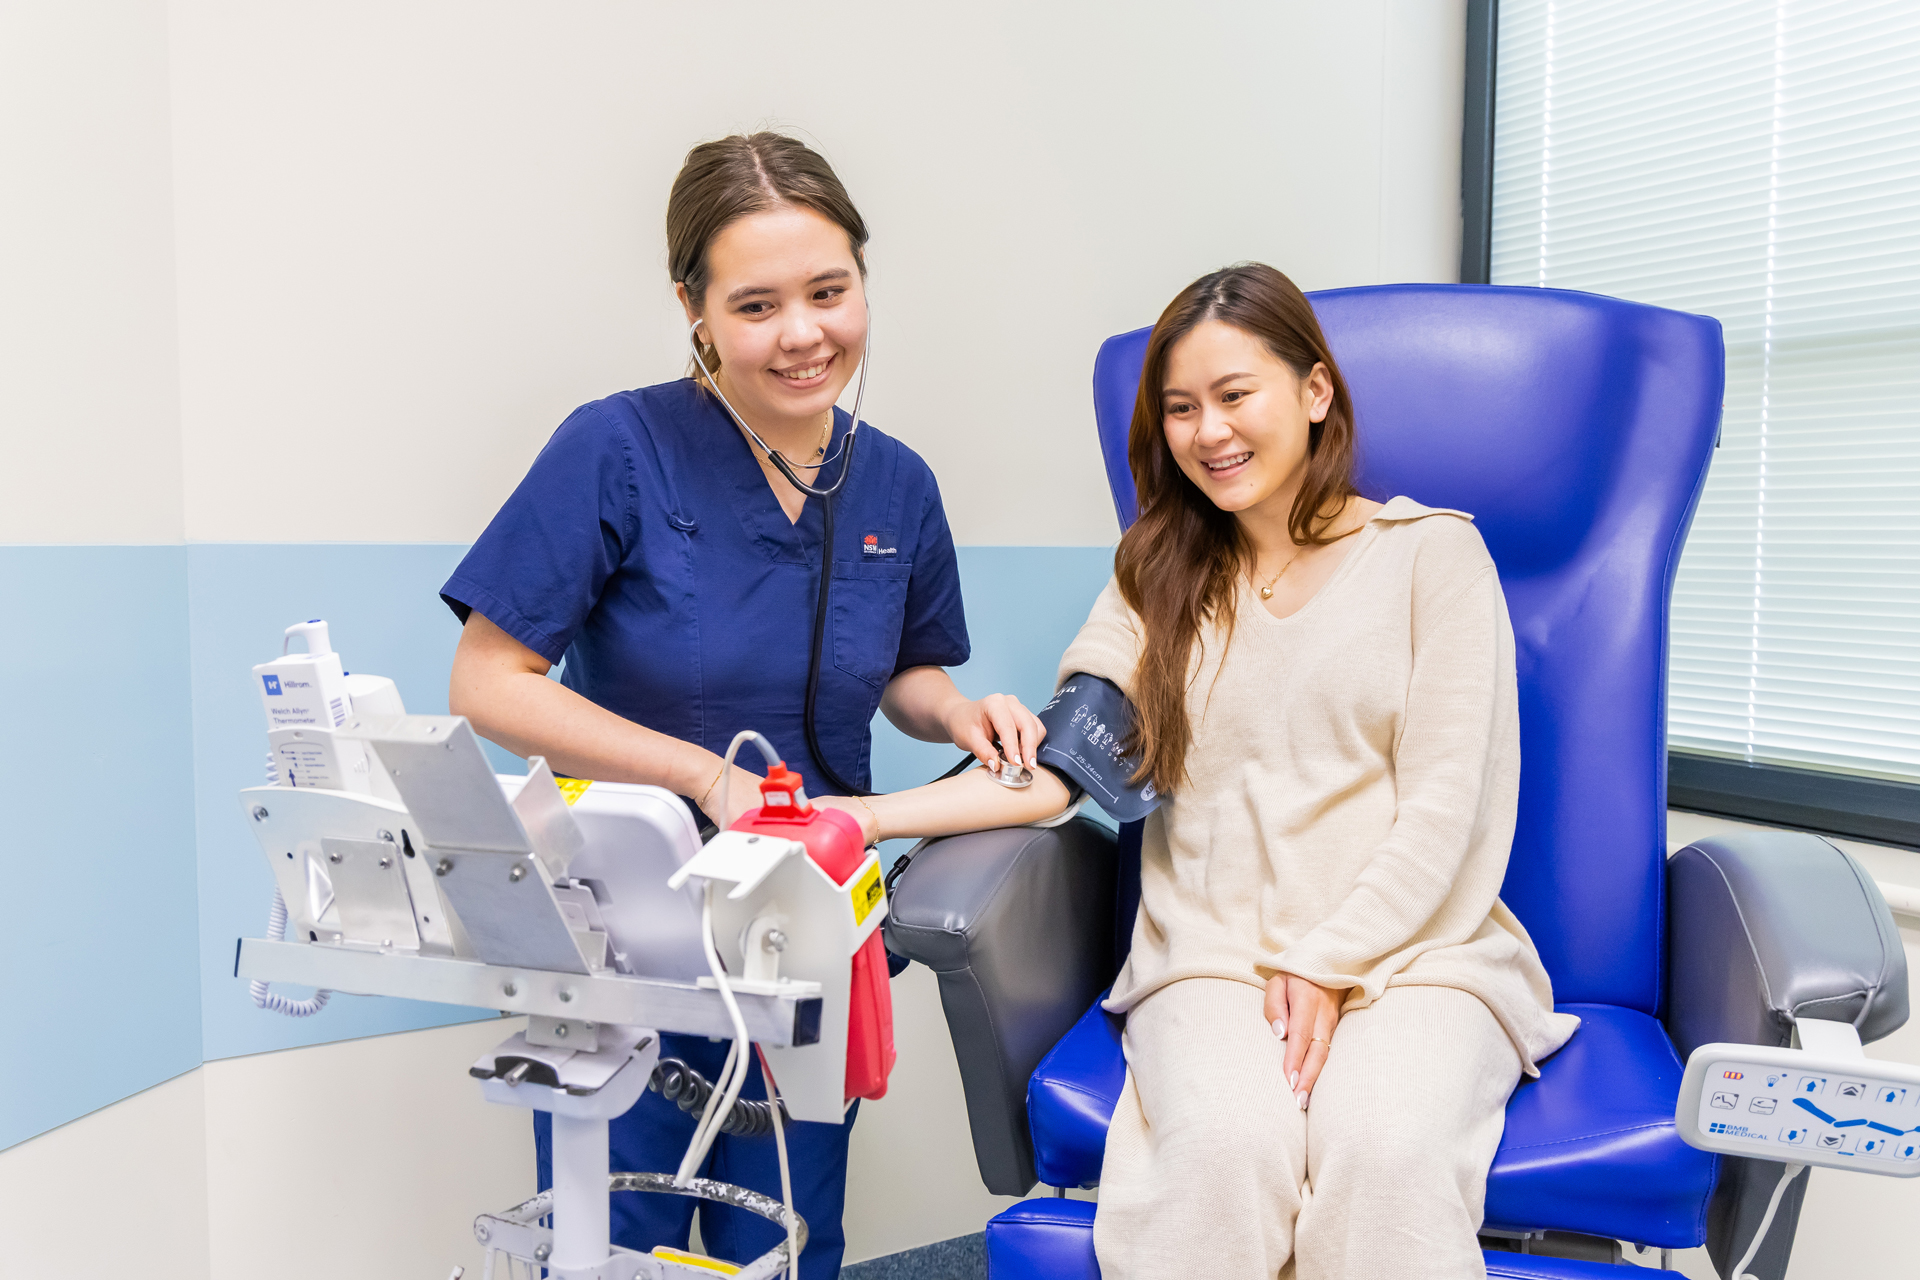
1034, 673, 1163, 823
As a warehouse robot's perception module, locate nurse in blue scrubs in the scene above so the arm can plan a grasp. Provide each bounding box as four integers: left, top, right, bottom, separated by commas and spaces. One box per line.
440, 133, 1043, 1278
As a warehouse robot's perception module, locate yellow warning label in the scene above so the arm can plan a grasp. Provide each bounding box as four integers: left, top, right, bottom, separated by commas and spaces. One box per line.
554, 777, 593, 806
650, 1245, 741, 1275
852, 861, 884, 926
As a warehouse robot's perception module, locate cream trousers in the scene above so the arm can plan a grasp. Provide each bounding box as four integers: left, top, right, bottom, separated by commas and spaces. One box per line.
1094, 979, 1522, 1280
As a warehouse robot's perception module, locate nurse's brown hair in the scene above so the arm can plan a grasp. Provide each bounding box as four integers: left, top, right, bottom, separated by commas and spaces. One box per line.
667, 132, 869, 379
1114, 263, 1360, 794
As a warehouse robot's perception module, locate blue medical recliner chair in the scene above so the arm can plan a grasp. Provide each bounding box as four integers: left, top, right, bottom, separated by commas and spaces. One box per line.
884, 285, 1909, 1279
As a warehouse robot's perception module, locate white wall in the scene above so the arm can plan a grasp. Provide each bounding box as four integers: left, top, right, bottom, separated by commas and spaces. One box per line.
0, 1020, 531, 1280
200, 1019, 536, 1280
0, 0, 1474, 1272
0, 0, 182, 543
0, 1069, 211, 1276
0, 970, 1022, 1275
165, 0, 1466, 548
20, 4, 1914, 1275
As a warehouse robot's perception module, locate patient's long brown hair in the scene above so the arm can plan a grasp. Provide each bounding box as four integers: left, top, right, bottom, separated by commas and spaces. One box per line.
1114, 264, 1360, 794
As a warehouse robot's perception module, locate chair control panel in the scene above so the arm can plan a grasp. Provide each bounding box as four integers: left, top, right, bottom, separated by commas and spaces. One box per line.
1678, 1032, 1920, 1177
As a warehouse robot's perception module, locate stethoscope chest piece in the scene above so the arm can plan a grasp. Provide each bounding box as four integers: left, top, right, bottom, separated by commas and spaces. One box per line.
991, 762, 1034, 790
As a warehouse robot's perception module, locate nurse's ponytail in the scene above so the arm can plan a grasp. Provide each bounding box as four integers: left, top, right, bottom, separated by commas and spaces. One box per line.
667, 132, 870, 380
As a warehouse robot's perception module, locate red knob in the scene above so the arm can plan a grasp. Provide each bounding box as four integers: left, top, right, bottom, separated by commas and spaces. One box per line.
757, 762, 813, 816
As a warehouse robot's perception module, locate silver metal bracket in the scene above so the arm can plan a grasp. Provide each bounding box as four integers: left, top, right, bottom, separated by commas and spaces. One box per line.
236, 937, 823, 1046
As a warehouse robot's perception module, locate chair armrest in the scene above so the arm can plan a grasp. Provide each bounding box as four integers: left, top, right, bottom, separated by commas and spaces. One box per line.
883, 817, 1119, 1195
1666, 829, 1910, 1280
1666, 829, 1908, 1057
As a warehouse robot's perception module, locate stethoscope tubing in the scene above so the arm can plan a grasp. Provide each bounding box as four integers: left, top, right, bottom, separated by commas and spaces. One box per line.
689, 316, 867, 500
686, 314, 995, 801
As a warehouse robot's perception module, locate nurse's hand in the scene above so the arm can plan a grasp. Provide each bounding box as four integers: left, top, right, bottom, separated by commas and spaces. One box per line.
1266, 972, 1349, 1112
943, 692, 1046, 776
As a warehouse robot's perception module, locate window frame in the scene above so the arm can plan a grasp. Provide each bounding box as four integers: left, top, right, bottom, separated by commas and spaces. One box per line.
1460, 0, 1499, 285
1460, 0, 1919, 850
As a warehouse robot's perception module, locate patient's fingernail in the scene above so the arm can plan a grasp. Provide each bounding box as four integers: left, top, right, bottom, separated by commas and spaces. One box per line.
1271, 1018, 1286, 1039
1300, 1092, 1311, 1111
1290, 1071, 1300, 1091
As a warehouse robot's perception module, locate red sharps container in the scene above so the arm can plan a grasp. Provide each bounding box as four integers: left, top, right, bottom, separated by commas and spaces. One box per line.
730, 763, 896, 1102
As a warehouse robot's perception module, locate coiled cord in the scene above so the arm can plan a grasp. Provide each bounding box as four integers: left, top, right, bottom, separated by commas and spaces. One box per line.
249, 889, 332, 1017
251, 749, 334, 1017
650, 1057, 789, 1138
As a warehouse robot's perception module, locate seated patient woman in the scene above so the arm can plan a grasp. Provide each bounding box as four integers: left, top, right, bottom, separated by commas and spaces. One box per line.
835, 264, 1580, 1278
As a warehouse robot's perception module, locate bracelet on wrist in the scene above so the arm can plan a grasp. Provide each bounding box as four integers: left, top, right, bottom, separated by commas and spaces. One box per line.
852, 795, 880, 845
696, 760, 728, 815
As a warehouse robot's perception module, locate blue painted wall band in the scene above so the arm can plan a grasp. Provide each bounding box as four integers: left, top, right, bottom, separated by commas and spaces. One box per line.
0, 542, 1115, 1150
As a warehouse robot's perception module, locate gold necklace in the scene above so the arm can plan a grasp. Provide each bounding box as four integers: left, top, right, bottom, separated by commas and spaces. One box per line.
716, 370, 832, 466
1255, 549, 1302, 600
739, 409, 832, 470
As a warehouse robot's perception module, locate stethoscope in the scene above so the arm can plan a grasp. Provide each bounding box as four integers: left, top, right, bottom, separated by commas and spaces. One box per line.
689, 316, 1033, 796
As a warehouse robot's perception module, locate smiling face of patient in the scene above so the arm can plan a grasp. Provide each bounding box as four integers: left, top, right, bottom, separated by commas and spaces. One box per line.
1158, 320, 1334, 536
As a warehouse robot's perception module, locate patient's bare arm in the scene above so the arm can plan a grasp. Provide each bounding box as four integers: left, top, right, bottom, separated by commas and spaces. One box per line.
814, 767, 1074, 845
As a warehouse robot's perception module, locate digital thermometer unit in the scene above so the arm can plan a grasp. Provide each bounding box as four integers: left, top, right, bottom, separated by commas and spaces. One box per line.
1677, 1027, 1920, 1176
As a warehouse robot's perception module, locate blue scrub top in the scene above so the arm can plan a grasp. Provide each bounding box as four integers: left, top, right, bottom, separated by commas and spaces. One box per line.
442, 378, 970, 801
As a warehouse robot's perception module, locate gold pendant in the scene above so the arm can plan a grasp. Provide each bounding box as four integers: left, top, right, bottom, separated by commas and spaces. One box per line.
1260, 586, 1274, 600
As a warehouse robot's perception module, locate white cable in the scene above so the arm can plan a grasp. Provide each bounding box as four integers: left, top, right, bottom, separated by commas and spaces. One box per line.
249, 890, 332, 1017
673, 729, 784, 1192
681, 1032, 740, 1184
759, 1046, 798, 1280
1731, 1161, 1805, 1280
675, 894, 747, 1183
714, 728, 784, 830
675, 877, 753, 1186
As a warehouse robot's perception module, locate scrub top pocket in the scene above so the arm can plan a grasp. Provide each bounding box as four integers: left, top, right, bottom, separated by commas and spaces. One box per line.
832, 560, 914, 689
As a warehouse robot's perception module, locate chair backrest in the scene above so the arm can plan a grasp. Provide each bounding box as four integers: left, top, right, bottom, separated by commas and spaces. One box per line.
1090, 284, 1722, 1013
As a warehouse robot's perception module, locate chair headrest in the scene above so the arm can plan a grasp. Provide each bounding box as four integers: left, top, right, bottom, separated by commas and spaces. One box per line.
1092, 283, 1724, 581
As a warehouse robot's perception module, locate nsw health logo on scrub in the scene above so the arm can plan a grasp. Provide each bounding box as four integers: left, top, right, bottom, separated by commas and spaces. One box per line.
262, 674, 283, 696
862, 533, 897, 557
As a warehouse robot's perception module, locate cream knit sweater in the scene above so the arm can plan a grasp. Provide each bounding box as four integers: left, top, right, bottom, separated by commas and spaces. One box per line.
1059, 497, 1579, 1074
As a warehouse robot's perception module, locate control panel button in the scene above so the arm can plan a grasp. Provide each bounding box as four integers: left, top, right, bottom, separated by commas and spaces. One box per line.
1748, 1097, 1777, 1115
1780, 1125, 1810, 1145
1711, 1091, 1738, 1110
1796, 1076, 1828, 1097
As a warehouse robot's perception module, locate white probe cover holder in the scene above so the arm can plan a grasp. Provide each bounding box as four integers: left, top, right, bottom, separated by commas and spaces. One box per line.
669, 827, 888, 1124
668, 830, 807, 899
1676, 1018, 1920, 1175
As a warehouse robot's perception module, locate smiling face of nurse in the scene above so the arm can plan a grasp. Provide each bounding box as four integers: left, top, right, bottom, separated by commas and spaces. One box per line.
678, 204, 869, 448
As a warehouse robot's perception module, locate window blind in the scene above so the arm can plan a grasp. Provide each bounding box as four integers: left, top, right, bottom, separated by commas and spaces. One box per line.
1491, 0, 1920, 784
